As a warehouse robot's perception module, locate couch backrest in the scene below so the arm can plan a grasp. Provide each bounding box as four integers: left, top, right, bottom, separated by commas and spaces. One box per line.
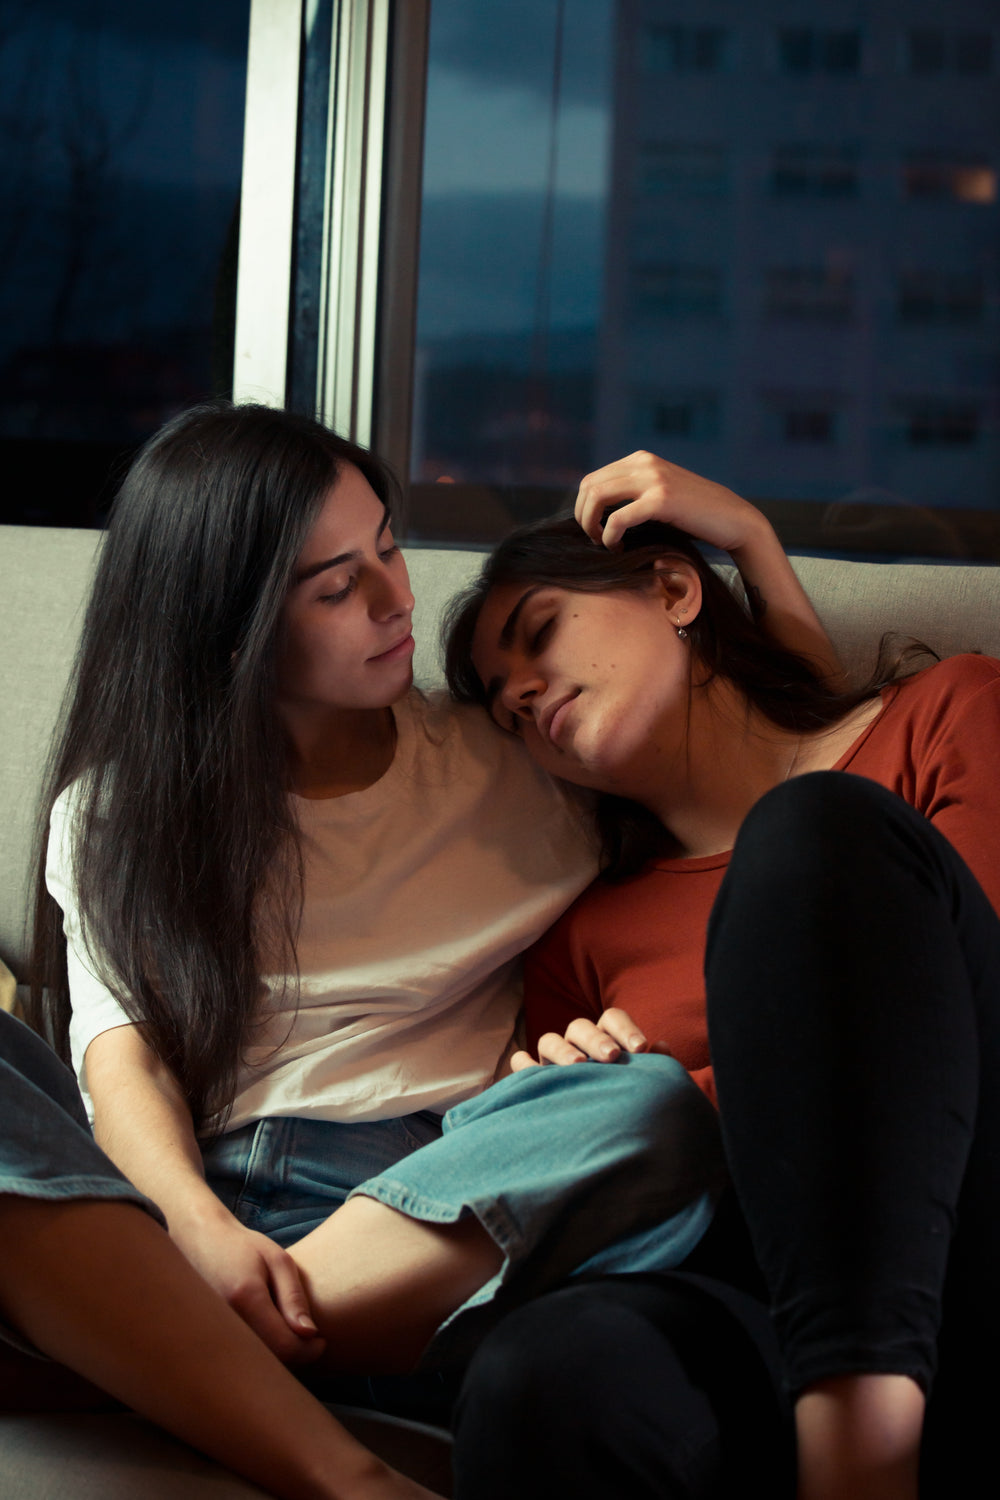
2, 522, 998, 975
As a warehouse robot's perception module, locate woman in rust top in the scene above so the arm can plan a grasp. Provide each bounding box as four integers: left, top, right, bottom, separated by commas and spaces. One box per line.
445, 484, 1000, 1500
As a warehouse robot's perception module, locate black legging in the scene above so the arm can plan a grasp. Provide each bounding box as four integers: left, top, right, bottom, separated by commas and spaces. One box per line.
453, 773, 1000, 1497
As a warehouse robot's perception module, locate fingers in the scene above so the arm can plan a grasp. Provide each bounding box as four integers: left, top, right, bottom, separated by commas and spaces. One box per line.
226, 1239, 325, 1366
575, 452, 662, 544
265, 1242, 322, 1341
574, 450, 755, 555
594, 1008, 649, 1053
563, 1017, 621, 1061
535, 1031, 590, 1065
516, 1011, 661, 1069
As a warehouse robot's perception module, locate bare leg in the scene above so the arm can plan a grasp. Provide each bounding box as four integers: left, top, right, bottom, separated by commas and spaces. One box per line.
289, 1196, 503, 1373
0, 1195, 443, 1500
795, 1374, 924, 1500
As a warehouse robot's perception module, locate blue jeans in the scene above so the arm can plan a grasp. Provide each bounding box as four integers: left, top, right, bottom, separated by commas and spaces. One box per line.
0, 1009, 163, 1355
204, 1054, 727, 1364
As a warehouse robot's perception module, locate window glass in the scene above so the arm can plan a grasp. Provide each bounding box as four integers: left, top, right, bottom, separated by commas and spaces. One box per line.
408, 0, 1000, 561
0, 0, 250, 525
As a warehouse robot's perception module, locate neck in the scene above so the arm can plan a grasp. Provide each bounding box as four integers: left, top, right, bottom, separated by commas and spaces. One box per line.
644, 686, 799, 856
281, 705, 398, 799
641, 684, 883, 858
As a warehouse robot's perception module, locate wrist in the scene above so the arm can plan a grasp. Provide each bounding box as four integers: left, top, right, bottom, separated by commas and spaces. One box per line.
166, 1185, 235, 1239
727, 509, 777, 562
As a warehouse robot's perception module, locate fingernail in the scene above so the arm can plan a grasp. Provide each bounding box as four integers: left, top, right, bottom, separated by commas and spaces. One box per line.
600, 1041, 619, 1059
299, 1315, 318, 1332
628, 1034, 645, 1050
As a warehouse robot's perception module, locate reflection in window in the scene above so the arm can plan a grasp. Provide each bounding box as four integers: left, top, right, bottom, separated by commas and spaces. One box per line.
778, 28, 861, 75
906, 29, 993, 75
903, 155, 997, 202
772, 145, 859, 197
899, 400, 980, 446
408, 0, 1000, 556
638, 142, 727, 195
897, 271, 985, 324
633, 264, 722, 316
764, 267, 853, 322
644, 25, 728, 74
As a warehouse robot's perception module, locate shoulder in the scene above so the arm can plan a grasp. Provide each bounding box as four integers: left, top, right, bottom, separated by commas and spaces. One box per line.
886, 653, 1000, 724
855, 654, 1000, 785
397, 689, 597, 866
412, 688, 588, 801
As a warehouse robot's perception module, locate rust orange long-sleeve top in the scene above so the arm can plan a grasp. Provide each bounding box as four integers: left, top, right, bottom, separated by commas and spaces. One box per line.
523, 654, 1000, 1106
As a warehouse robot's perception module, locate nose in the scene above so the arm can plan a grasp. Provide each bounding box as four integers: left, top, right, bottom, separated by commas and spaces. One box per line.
500, 662, 546, 722
370, 559, 414, 621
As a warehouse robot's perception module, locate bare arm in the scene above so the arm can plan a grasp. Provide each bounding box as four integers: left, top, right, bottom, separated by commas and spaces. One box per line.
85, 1025, 324, 1364
575, 451, 845, 687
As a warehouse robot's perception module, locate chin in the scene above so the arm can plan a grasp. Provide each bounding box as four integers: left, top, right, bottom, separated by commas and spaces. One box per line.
386, 665, 414, 703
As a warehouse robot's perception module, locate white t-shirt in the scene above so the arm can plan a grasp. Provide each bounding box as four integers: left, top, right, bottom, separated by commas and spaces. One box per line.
47, 692, 597, 1131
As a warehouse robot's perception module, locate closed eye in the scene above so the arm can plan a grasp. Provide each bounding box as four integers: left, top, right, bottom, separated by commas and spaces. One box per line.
530, 618, 554, 652
320, 578, 355, 604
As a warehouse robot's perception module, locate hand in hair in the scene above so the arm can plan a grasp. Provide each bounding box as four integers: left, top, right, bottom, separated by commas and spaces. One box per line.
574, 451, 770, 555
575, 451, 844, 686
510, 1007, 671, 1070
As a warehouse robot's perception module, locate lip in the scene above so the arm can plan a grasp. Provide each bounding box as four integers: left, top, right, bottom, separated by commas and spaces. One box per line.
540, 691, 579, 748
368, 631, 415, 664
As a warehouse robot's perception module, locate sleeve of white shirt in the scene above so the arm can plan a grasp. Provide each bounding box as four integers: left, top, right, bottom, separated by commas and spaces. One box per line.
46, 786, 134, 1098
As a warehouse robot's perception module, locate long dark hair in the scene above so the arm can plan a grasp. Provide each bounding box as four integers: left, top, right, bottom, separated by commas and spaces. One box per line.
29, 402, 397, 1131
445, 515, 929, 879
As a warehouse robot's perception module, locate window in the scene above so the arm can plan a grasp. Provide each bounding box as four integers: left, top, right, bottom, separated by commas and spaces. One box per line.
906, 29, 993, 75
642, 390, 720, 441
784, 409, 836, 443
897, 272, 985, 324
762, 393, 842, 444
644, 25, 728, 74
903, 155, 997, 202
771, 145, 859, 198
898, 400, 980, 446
224, 0, 1000, 562
764, 267, 853, 322
633, 264, 722, 316
0, 0, 251, 525
638, 142, 727, 195
778, 28, 861, 75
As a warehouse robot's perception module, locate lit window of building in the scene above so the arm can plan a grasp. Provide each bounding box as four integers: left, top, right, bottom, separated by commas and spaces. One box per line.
903, 155, 997, 202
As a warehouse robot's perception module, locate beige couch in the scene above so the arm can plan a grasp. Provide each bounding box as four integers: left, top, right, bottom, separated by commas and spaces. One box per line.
1, 522, 999, 1496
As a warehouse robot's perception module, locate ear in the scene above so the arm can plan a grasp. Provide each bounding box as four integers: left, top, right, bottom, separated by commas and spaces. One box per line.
652, 556, 703, 630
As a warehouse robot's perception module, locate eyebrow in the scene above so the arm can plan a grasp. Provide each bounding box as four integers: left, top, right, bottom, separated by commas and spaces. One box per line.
482, 586, 543, 712
294, 513, 391, 584
499, 586, 542, 648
